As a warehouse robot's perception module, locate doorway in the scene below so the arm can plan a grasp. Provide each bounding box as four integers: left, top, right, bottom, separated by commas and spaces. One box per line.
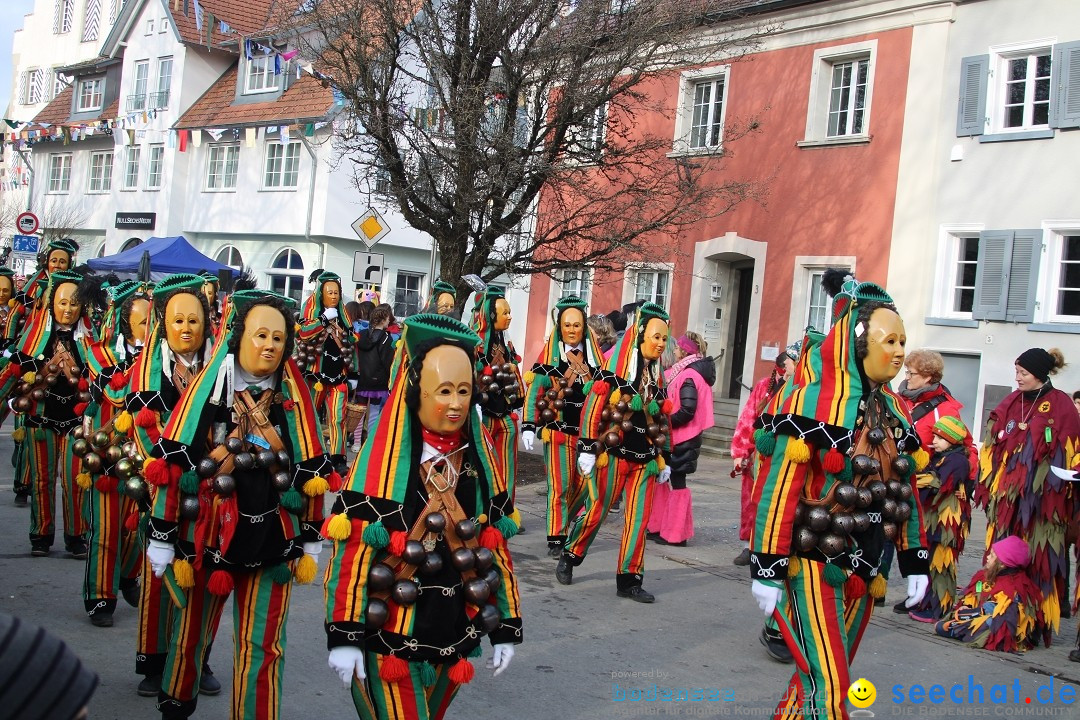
727, 264, 753, 397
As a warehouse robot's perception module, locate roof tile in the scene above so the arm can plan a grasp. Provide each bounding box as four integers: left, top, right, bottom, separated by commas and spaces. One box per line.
174, 63, 336, 129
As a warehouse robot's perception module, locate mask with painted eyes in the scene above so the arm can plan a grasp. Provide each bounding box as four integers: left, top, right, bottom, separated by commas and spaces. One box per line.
862, 308, 906, 384
639, 317, 669, 361
126, 298, 151, 347
47, 250, 70, 274
436, 292, 456, 315
322, 281, 341, 309
417, 344, 473, 434
560, 307, 585, 346
0, 276, 12, 306
52, 282, 81, 326
493, 298, 511, 332
238, 304, 287, 377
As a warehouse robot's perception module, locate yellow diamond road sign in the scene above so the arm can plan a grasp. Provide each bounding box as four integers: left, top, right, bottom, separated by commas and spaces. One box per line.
351, 208, 390, 247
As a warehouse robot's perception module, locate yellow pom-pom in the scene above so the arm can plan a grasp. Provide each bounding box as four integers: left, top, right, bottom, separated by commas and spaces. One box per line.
657, 456, 666, 470
324, 513, 353, 541
114, 411, 133, 433
173, 558, 195, 589
12, 427, 25, 442
294, 553, 318, 584
76, 472, 92, 490
868, 574, 888, 599
510, 508, 522, 526
596, 452, 609, 469
912, 448, 930, 472
788, 557, 800, 578
523, 371, 535, 385
21, 372, 35, 384
303, 476, 330, 497
6, 299, 14, 308
314, 381, 324, 392
785, 437, 811, 464
609, 390, 621, 406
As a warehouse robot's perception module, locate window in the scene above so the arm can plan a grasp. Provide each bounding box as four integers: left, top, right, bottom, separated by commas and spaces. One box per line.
128, 60, 149, 111
787, 257, 855, 339
268, 248, 305, 302
122, 146, 140, 189
87, 150, 113, 193
393, 271, 424, 318
76, 77, 103, 111
47, 154, 72, 193
633, 269, 669, 309
82, 0, 101, 42
245, 56, 277, 94
152, 57, 172, 109
951, 236, 980, 314
121, 237, 143, 252
805, 270, 833, 333
801, 41, 877, 145
145, 18, 154, 34
1001, 51, 1051, 129
559, 267, 591, 303
52, 70, 65, 99
971, 229, 1042, 322
1042, 233, 1080, 323
55, 0, 75, 33
215, 246, 244, 271
160, 18, 169, 33
567, 103, 607, 161
373, 165, 391, 196
145, 144, 164, 189
688, 74, 727, 150
21, 68, 46, 105
263, 142, 300, 189
206, 145, 239, 190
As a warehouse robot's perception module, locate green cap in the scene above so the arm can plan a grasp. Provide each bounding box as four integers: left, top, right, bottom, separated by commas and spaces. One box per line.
402, 313, 480, 357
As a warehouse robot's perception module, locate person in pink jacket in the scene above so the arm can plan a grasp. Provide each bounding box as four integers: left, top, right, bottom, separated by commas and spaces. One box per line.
646, 332, 715, 546
730, 343, 799, 566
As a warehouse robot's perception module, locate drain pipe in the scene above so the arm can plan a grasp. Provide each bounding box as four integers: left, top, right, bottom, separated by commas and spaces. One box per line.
298, 135, 325, 269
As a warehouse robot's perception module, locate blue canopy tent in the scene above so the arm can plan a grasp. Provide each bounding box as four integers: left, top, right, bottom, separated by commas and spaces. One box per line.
86, 236, 240, 281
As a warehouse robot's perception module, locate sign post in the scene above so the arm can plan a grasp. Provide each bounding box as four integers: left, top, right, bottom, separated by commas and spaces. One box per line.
351, 208, 390, 248
16, 212, 39, 236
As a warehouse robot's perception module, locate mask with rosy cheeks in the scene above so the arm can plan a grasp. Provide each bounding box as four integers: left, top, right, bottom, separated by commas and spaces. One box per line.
560, 308, 585, 346
417, 345, 473, 435
47, 250, 70, 274
52, 283, 81, 326
321, 281, 341, 309
493, 298, 511, 332
126, 298, 151, 347
639, 317, 669, 361
862, 308, 906, 384
164, 293, 206, 355
0, 277, 12, 305
436, 293, 455, 315
238, 304, 287, 377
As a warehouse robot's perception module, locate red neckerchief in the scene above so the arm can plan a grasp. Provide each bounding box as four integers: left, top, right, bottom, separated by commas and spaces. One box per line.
421, 427, 463, 456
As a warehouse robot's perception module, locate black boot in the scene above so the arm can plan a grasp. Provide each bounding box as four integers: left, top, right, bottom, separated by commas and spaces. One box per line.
760, 627, 793, 664
199, 664, 221, 696
120, 578, 140, 608
86, 598, 117, 627
615, 573, 655, 603
555, 554, 575, 585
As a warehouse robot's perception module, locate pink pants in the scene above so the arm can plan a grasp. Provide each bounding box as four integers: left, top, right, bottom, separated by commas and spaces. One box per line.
739, 465, 756, 541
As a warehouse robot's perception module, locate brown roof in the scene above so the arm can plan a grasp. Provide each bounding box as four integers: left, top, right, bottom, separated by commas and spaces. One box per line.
27, 86, 120, 129
169, 0, 299, 49
174, 63, 336, 129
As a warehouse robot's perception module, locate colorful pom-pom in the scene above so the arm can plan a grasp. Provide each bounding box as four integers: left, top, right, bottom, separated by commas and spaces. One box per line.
280, 487, 304, 512
294, 554, 318, 584
207, 570, 234, 596
179, 471, 199, 495
629, 395, 644, 412
324, 513, 353, 541
135, 406, 157, 429
123, 511, 141, 533
591, 380, 610, 396
388, 530, 407, 558
661, 399, 674, 414
419, 661, 437, 687
362, 520, 390, 548
77, 377, 89, 392
75, 472, 92, 490
609, 389, 621, 406
869, 574, 888, 599
381, 654, 410, 683
479, 525, 504, 549
270, 562, 294, 584
448, 658, 474, 685
73, 402, 88, 416
302, 475, 330, 497
753, 428, 775, 456
595, 452, 609, 469
314, 382, 324, 392
113, 411, 133, 433
145, 458, 170, 486
494, 513, 519, 540
912, 448, 930, 472
844, 573, 867, 599
823, 448, 846, 474
788, 558, 800, 578
282, 399, 295, 411
11, 428, 24, 442
657, 455, 666, 470
785, 437, 811, 464
327, 470, 344, 493
522, 371, 535, 385
534, 374, 552, 389
173, 558, 195, 589
482, 365, 493, 377
644, 458, 659, 478
95, 475, 118, 493
822, 563, 847, 588
109, 372, 127, 391
646, 400, 660, 416
468, 644, 484, 659
21, 371, 35, 384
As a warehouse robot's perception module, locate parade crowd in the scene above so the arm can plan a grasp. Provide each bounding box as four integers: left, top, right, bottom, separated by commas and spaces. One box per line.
0, 247, 1077, 720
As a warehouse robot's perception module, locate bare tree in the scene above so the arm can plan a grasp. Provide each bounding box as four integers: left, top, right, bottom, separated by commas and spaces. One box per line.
37, 196, 89, 246
291, 0, 776, 301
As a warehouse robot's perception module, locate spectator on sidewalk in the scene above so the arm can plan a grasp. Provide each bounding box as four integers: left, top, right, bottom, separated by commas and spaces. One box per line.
352, 305, 396, 449
0, 612, 99, 720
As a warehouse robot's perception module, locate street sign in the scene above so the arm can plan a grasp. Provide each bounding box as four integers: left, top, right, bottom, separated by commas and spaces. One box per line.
16, 212, 39, 235
352, 251, 384, 284
12, 234, 40, 254
351, 208, 390, 248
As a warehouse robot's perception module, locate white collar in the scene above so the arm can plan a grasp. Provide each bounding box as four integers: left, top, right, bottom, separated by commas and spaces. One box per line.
234, 361, 274, 392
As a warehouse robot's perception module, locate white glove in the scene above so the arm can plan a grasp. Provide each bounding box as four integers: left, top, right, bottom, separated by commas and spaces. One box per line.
488, 643, 515, 677
657, 467, 671, 484
146, 539, 175, 578
751, 579, 782, 617
322, 307, 339, 320
520, 430, 535, 451
906, 574, 929, 608
577, 452, 596, 476
303, 541, 322, 562
328, 646, 366, 686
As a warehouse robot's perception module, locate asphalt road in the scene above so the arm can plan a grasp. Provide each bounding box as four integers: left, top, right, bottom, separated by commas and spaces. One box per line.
2, 431, 1079, 719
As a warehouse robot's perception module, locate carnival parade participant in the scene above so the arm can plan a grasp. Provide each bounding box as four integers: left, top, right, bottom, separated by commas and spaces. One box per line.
143, 289, 334, 719
555, 302, 672, 603
0, 266, 16, 350
521, 295, 604, 557
323, 313, 522, 720
427, 280, 458, 316
0, 269, 92, 558
298, 270, 355, 473
976, 347, 1079, 647
749, 271, 929, 719
197, 270, 221, 336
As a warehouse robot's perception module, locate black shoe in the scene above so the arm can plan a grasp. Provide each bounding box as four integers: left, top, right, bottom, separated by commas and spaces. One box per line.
616, 585, 655, 603
199, 667, 222, 696
67, 542, 88, 560
892, 600, 909, 614
555, 556, 573, 585
874, 596, 885, 607
733, 548, 752, 566
516, 523, 526, 535
760, 628, 793, 664
609, 502, 622, 514
654, 537, 687, 547
30, 542, 49, 557
1069, 649, 1080, 663
13, 494, 27, 507
90, 611, 114, 628
121, 582, 140, 608
137, 675, 161, 697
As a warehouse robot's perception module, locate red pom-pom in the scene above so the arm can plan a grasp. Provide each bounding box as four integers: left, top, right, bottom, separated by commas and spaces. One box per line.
380, 654, 410, 683
124, 511, 141, 533
447, 658, 474, 685
482, 365, 493, 377
95, 475, 119, 493
77, 377, 89, 392
73, 402, 88, 416
823, 448, 846, 474
109, 371, 127, 390
327, 470, 343, 492
208, 570, 234, 596
591, 380, 610, 396
509, 412, 519, 421
661, 399, 674, 414
844, 573, 867, 600
388, 530, 407, 557
335, 383, 348, 393
146, 458, 170, 486
479, 526, 503, 549
135, 406, 157, 428
282, 399, 296, 411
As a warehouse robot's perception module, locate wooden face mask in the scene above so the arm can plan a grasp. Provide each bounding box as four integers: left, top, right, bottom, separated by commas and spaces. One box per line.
862, 308, 906, 385
127, 298, 151, 347
417, 344, 472, 435
52, 282, 81, 326
164, 293, 206, 355
322, 281, 341, 310
238, 304, 287, 377
560, 307, 584, 347
639, 317, 669, 361
0, 276, 12, 305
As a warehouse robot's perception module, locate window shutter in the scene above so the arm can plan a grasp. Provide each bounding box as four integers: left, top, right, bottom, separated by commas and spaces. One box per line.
1050, 41, 1080, 129
83, 0, 101, 42
1004, 230, 1042, 322
972, 230, 1011, 321
17, 72, 26, 105
956, 55, 988, 137
53, 0, 61, 32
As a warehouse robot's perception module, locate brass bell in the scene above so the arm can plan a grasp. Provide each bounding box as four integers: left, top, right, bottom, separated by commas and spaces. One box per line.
179, 494, 201, 520
852, 511, 871, 533
450, 547, 476, 572
833, 483, 858, 508
851, 454, 874, 475
365, 598, 389, 628
463, 577, 491, 604
125, 478, 149, 503
818, 533, 846, 555
31, 388, 45, 401
855, 488, 873, 509
367, 563, 395, 591
425, 512, 446, 533
478, 603, 501, 633
868, 481, 887, 503
883, 522, 898, 540
272, 471, 292, 492
604, 431, 621, 447
105, 445, 123, 465
91, 431, 110, 448
115, 458, 134, 479
455, 519, 477, 541
225, 437, 243, 454
391, 580, 419, 606
82, 453, 103, 472
401, 540, 426, 565
881, 498, 898, 520
474, 546, 494, 571
866, 427, 886, 446
419, 552, 443, 575
796, 527, 818, 552
213, 474, 236, 496
234, 452, 255, 471
71, 439, 90, 457
482, 568, 500, 591
806, 506, 830, 532
831, 514, 855, 536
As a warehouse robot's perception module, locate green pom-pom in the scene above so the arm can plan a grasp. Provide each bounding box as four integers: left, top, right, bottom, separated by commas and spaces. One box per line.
823, 563, 847, 588
647, 400, 660, 416
753, 428, 776, 456
581, 380, 593, 395
280, 487, 304, 512
179, 471, 199, 495
467, 645, 484, 659
86, 402, 99, 417
645, 458, 659, 478
494, 515, 519, 540
270, 562, 293, 584
629, 395, 644, 412
362, 520, 390, 548
419, 661, 438, 686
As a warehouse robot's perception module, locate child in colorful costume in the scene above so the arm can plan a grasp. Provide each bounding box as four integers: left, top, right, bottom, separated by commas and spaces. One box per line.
555, 302, 672, 603
521, 295, 604, 557
323, 313, 522, 720
143, 288, 334, 719
748, 273, 929, 720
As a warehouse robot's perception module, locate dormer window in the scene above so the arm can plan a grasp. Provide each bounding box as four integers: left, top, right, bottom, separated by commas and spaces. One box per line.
245, 55, 278, 94
77, 77, 104, 112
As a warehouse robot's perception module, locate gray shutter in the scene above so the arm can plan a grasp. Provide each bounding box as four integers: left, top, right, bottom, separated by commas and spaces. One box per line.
16, 72, 26, 105
53, 0, 61, 32
1004, 229, 1043, 322
1051, 41, 1080, 129
972, 230, 1011, 321
957, 55, 988, 137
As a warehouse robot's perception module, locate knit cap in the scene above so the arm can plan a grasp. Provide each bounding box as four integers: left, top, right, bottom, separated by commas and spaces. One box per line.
931, 415, 967, 445
991, 536, 1030, 568
0, 613, 99, 720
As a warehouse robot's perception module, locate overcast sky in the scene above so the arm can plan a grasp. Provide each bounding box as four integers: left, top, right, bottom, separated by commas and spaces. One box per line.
1, 0, 40, 118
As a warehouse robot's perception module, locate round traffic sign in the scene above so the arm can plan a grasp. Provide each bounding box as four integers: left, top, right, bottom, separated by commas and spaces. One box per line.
16, 212, 39, 235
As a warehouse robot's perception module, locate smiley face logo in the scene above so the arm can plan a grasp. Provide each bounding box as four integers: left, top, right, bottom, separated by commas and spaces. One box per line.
848, 678, 876, 709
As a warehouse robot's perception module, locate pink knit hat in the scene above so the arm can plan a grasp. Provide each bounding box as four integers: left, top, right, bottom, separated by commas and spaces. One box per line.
991, 536, 1030, 568
676, 335, 699, 355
